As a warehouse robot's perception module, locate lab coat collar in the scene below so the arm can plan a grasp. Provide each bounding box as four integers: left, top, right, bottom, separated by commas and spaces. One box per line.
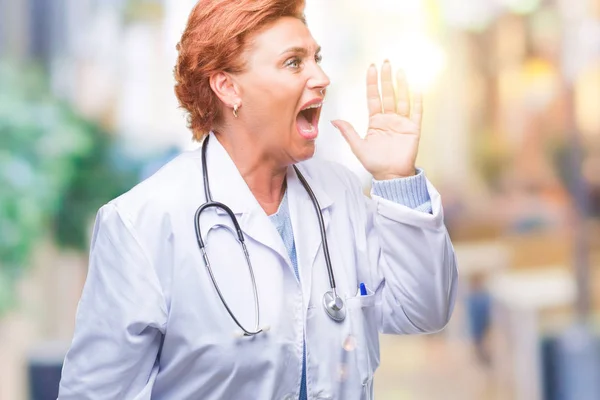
200, 131, 256, 215
287, 162, 333, 212
286, 162, 334, 305
199, 132, 334, 287
198, 132, 290, 268
201, 131, 333, 216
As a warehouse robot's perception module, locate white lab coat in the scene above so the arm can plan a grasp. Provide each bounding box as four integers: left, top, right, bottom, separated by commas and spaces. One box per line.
58, 132, 458, 400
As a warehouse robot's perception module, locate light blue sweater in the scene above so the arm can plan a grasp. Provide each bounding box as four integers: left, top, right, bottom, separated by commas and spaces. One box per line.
268, 169, 432, 400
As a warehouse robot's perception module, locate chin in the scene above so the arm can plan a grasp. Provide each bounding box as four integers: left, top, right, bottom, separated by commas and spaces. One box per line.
292, 140, 316, 163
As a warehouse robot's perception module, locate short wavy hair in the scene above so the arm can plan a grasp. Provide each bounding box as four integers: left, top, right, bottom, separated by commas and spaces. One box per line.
174, 0, 306, 141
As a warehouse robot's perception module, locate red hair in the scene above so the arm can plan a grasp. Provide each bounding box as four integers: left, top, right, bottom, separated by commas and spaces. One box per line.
174, 0, 306, 141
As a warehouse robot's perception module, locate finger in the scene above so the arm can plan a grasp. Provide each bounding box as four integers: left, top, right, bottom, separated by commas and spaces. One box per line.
410, 91, 423, 128
381, 60, 396, 114
366, 64, 381, 117
331, 120, 362, 157
396, 69, 410, 117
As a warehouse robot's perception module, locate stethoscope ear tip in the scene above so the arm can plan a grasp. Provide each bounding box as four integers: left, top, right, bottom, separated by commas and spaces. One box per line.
261, 325, 271, 333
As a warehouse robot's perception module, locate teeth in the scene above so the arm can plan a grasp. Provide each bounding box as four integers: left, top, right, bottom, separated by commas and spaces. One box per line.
301, 103, 322, 111
301, 123, 315, 133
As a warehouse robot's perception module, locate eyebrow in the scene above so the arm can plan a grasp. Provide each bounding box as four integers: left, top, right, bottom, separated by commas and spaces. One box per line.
280, 45, 322, 56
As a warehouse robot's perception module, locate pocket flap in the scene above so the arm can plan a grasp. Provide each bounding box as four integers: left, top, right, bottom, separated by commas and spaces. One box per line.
346, 286, 376, 308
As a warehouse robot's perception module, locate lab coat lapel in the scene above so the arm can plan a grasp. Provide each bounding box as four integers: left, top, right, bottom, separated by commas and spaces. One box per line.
287, 164, 334, 305
202, 133, 291, 266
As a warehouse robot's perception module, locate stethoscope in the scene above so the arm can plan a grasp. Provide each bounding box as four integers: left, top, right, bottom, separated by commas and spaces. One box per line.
194, 135, 346, 336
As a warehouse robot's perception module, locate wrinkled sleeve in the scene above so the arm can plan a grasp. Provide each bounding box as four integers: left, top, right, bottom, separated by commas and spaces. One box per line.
348, 169, 458, 335
58, 203, 167, 400
371, 168, 432, 213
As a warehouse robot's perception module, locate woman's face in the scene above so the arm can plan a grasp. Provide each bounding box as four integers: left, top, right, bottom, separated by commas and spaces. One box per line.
233, 17, 330, 164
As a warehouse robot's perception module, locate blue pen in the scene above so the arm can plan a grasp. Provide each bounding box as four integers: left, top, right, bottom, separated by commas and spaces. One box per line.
359, 282, 367, 296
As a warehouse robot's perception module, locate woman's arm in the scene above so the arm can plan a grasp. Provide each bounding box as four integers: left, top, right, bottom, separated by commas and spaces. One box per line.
338, 163, 457, 334
364, 174, 458, 334
58, 204, 167, 399
332, 61, 457, 334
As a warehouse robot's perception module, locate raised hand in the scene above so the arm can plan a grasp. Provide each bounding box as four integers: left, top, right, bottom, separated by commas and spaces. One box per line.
332, 61, 423, 180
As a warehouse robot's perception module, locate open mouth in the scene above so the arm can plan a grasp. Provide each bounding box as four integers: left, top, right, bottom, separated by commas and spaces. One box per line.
296, 101, 322, 140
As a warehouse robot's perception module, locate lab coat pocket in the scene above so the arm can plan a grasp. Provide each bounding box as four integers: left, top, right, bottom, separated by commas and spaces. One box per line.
345, 288, 380, 386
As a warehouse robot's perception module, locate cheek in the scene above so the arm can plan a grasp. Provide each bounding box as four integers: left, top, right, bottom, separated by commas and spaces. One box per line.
248, 87, 294, 120
252, 78, 301, 115
268, 88, 296, 111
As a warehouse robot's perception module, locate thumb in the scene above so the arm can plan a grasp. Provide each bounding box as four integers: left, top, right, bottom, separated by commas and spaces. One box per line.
331, 120, 362, 156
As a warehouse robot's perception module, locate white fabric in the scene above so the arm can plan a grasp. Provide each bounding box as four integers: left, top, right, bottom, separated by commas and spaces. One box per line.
58, 132, 458, 400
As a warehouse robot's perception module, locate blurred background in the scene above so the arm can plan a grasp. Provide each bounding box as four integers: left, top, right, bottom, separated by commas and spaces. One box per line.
0, 0, 599, 399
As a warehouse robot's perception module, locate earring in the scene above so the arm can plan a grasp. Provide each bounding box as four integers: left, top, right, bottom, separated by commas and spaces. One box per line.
233, 104, 239, 118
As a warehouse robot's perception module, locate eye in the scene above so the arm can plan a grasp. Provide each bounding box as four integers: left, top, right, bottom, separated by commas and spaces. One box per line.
315, 53, 323, 64
285, 57, 302, 69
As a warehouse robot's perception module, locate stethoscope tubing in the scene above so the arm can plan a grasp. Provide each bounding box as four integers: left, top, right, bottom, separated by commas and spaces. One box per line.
195, 135, 344, 336
194, 202, 262, 336
291, 165, 338, 297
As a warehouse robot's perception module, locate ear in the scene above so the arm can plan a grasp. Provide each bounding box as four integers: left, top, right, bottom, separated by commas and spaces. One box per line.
209, 72, 241, 109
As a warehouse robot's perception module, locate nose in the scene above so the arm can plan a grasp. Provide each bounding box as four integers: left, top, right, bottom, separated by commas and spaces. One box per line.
307, 64, 330, 95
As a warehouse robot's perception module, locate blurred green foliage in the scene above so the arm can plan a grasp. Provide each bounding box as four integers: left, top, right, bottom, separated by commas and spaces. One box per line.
0, 61, 139, 316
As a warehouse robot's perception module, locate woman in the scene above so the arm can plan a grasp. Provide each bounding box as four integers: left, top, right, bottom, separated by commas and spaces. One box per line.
58, 0, 458, 399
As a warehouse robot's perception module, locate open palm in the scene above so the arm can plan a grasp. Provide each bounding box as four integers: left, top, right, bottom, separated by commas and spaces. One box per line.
332, 61, 423, 180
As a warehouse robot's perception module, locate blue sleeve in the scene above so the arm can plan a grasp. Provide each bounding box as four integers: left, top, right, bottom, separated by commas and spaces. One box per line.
371, 168, 432, 214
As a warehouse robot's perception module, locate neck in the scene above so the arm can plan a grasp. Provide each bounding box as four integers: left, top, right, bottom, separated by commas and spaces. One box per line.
214, 130, 287, 215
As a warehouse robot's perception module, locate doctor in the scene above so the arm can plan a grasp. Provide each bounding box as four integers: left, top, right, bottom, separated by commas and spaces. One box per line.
58, 0, 458, 399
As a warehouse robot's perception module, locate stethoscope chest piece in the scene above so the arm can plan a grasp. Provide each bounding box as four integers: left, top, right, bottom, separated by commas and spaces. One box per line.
323, 291, 346, 322
199, 135, 347, 330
